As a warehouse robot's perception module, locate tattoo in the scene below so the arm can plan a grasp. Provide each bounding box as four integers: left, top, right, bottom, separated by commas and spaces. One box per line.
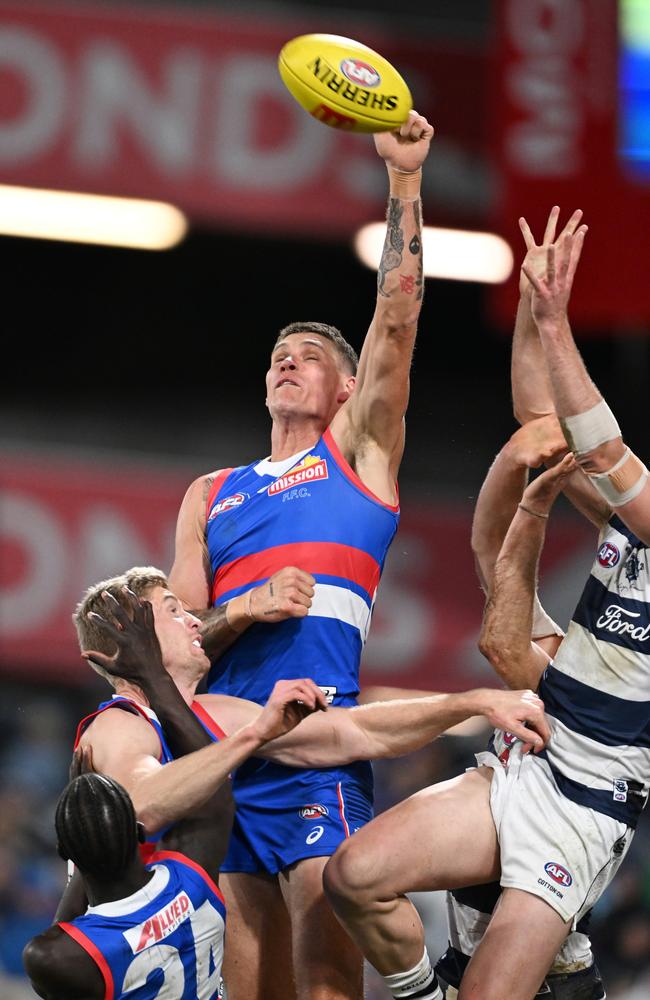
413, 200, 424, 301
202, 475, 215, 504
269, 581, 274, 597
377, 198, 404, 298
399, 274, 416, 294
198, 603, 240, 659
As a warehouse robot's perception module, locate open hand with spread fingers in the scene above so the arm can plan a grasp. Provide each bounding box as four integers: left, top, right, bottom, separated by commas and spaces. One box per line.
83, 587, 165, 689
518, 206, 587, 299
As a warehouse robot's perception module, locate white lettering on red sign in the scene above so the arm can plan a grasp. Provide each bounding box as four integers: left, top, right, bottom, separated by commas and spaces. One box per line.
504, 0, 584, 176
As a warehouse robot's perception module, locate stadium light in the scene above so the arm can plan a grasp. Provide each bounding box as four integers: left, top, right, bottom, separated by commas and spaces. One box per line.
354, 223, 514, 284
0, 184, 188, 250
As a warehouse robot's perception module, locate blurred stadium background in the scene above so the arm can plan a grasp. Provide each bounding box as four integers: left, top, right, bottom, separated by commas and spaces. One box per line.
1, 1, 649, 995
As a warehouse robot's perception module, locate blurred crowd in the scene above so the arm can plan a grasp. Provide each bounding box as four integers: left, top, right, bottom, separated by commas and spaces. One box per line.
1, 681, 648, 998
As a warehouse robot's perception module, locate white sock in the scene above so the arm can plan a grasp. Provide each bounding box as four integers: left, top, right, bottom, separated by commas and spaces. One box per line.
382, 949, 442, 999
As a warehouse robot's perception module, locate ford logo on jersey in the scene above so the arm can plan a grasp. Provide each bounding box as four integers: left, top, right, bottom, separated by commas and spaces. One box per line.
299, 803, 329, 820
544, 862, 573, 888
208, 493, 247, 519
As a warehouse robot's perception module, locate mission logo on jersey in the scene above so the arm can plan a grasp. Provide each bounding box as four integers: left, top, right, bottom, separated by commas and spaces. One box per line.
268, 454, 329, 496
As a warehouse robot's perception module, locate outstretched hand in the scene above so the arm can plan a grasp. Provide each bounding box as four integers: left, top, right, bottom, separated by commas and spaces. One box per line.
83, 587, 166, 690
250, 679, 328, 744
519, 206, 587, 299
374, 110, 434, 173
521, 220, 587, 330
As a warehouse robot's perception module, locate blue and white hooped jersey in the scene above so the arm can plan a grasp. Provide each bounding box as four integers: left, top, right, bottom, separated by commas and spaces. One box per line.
205, 428, 399, 707
59, 851, 226, 1000
495, 515, 649, 828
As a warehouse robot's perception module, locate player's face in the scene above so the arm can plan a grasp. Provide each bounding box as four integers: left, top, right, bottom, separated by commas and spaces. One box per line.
265, 334, 355, 424
147, 587, 210, 677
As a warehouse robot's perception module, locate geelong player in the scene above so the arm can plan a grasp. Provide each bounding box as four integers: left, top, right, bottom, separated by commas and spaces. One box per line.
168, 111, 434, 999
24, 773, 228, 1000
436, 211, 610, 1000
324, 223, 649, 999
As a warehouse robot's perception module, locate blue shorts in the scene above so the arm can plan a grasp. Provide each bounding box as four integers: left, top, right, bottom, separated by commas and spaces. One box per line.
221, 765, 374, 875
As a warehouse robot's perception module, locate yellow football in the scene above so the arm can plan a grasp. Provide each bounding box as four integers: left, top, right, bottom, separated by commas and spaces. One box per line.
278, 33, 412, 133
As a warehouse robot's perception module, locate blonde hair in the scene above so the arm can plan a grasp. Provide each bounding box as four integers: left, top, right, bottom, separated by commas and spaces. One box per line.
73, 566, 168, 685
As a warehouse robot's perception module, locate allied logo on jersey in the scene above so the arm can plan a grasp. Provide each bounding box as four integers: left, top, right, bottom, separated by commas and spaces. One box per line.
543, 862, 573, 888
299, 803, 329, 820
268, 454, 328, 496
124, 890, 194, 954
208, 493, 248, 519
598, 542, 620, 568
613, 778, 628, 803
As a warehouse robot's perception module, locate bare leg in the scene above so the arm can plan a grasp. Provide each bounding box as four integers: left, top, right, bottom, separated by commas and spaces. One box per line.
221, 872, 295, 1000
458, 888, 570, 1000
324, 768, 499, 977
279, 856, 364, 1000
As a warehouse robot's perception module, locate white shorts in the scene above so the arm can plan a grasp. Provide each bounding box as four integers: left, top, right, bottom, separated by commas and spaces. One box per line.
476, 746, 632, 925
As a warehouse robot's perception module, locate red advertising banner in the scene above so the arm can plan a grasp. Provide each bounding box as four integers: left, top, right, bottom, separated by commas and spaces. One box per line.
0, 2, 486, 235
490, 0, 650, 330
0, 450, 595, 690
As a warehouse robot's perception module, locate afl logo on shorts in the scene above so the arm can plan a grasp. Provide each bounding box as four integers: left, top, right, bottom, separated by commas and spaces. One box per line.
598, 542, 620, 568
340, 58, 381, 88
209, 493, 247, 520
544, 862, 573, 888
299, 804, 329, 820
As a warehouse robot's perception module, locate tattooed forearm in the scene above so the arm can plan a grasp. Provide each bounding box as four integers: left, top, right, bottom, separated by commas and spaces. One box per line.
412, 199, 424, 300
197, 603, 241, 660
378, 198, 405, 297
202, 474, 215, 504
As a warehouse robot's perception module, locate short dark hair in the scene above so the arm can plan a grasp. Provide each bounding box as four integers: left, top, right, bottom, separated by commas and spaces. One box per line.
56, 774, 139, 880
274, 322, 358, 375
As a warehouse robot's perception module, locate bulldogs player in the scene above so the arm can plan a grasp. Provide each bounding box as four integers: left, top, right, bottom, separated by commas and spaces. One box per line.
168, 111, 434, 1000
23, 774, 228, 1000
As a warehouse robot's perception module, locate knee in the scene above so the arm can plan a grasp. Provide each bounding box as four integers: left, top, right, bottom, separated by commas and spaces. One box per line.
322, 839, 377, 913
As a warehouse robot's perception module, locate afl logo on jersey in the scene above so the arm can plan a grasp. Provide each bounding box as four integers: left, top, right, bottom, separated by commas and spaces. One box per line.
299, 803, 329, 820
544, 862, 573, 888
208, 493, 247, 520
598, 542, 620, 568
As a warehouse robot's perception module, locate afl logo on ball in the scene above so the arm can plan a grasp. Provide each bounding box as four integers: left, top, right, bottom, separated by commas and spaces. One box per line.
598, 542, 620, 568
299, 804, 329, 820
340, 58, 381, 88
544, 862, 573, 888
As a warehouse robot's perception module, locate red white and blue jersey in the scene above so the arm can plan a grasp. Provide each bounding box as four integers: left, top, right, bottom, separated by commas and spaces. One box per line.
75, 697, 226, 856
205, 428, 399, 707
59, 851, 226, 1000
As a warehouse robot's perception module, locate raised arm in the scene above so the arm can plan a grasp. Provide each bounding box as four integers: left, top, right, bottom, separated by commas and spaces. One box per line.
330, 111, 433, 503
524, 233, 650, 543
479, 456, 576, 689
